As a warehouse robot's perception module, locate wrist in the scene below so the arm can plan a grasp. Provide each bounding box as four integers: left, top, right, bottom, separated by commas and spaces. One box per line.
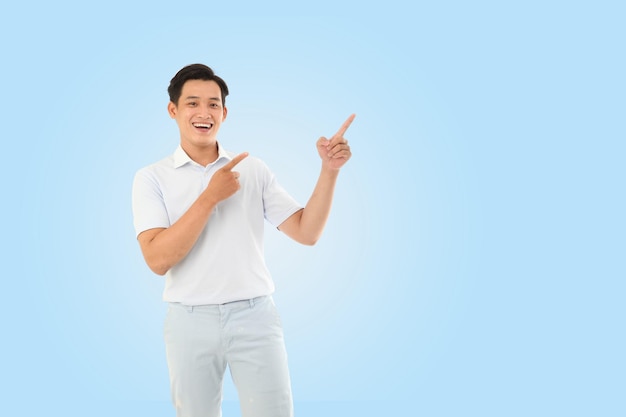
320, 164, 341, 178
199, 189, 219, 209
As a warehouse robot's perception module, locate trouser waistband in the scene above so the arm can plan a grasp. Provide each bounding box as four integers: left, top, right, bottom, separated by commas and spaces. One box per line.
170, 295, 269, 313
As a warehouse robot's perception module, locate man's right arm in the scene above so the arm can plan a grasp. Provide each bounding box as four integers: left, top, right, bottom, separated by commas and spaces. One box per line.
137, 152, 248, 275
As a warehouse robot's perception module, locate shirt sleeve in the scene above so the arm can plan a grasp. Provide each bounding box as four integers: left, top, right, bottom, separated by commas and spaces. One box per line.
132, 168, 171, 238
260, 162, 303, 228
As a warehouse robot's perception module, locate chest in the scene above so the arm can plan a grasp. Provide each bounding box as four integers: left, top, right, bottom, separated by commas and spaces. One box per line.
160, 167, 263, 225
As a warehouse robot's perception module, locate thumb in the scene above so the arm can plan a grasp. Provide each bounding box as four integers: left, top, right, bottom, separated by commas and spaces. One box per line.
317, 136, 330, 149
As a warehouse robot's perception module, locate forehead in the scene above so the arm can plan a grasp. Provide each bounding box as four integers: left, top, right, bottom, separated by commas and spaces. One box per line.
181, 79, 222, 99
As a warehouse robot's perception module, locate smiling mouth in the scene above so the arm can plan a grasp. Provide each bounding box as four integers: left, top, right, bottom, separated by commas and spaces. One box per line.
192, 122, 213, 132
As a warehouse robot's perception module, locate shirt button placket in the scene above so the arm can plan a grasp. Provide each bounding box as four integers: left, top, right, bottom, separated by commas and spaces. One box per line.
201, 168, 210, 189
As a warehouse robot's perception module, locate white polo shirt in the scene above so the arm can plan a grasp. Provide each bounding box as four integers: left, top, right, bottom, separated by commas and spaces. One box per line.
132, 144, 303, 305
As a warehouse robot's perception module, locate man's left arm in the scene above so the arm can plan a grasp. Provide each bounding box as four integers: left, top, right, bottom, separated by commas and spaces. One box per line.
279, 114, 355, 245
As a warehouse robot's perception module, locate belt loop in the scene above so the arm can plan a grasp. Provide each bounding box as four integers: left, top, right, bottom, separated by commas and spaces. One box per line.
186, 305, 194, 313
249, 298, 255, 309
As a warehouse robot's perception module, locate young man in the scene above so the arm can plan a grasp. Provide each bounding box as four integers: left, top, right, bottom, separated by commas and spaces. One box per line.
132, 64, 354, 417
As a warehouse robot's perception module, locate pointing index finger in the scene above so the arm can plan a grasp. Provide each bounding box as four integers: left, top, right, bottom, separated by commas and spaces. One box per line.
334, 113, 356, 138
223, 152, 249, 171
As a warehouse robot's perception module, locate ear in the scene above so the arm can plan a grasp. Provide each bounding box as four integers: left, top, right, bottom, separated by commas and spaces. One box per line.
223, 106, 228, 121
167, 101, 177, 118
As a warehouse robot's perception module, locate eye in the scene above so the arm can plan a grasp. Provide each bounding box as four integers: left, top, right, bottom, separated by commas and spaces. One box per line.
188, 102, 197, 107
210, 103, 220, 108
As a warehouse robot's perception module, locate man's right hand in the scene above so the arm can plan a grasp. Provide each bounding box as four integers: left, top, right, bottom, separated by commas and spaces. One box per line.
205, 152, 249, 203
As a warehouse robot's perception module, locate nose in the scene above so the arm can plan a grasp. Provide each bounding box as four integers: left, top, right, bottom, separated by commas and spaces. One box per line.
199, 104, 212, 119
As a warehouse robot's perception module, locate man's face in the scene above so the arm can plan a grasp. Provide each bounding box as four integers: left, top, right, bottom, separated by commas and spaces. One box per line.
168, 79, 227, 151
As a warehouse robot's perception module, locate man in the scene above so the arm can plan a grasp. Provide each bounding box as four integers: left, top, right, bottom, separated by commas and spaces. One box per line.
132, 64, 354, 417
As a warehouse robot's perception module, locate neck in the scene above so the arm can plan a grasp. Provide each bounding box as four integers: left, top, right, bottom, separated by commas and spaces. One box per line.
181, 141, 219, 167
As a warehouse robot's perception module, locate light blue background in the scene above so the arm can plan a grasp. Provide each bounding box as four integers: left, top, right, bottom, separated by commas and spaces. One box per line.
1, 1, 624, 416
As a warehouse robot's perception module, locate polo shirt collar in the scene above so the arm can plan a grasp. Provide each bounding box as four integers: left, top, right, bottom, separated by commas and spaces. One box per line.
173, 143, 231, 169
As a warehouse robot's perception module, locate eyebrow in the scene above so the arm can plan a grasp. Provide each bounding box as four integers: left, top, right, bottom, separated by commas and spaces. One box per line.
184, 96, 221, 101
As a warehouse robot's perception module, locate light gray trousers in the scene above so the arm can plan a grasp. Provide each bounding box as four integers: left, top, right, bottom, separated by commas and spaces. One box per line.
164, 296, 293, 417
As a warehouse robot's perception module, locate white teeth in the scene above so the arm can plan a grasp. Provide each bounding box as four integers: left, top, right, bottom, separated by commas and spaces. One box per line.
193, 123, 212, 128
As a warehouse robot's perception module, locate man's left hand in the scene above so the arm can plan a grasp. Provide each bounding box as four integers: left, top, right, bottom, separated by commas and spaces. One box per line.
316, 114, 355, 171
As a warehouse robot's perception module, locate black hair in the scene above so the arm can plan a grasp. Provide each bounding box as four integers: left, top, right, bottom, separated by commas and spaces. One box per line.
167, 64, 229, 106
